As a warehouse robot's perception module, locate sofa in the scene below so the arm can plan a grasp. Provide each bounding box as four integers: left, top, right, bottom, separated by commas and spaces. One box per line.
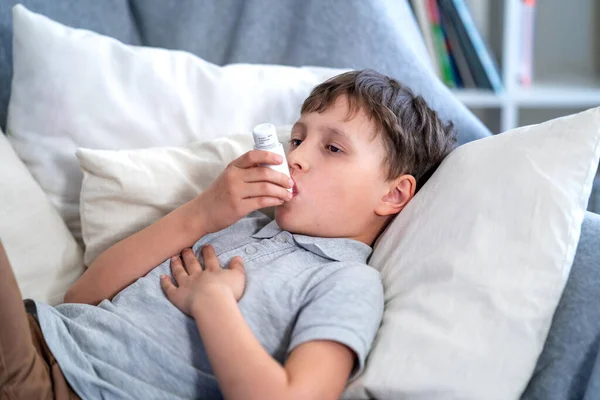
0, 1, 599, 399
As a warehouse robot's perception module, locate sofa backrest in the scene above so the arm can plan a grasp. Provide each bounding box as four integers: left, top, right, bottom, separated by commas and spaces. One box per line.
0, 0, 491, 145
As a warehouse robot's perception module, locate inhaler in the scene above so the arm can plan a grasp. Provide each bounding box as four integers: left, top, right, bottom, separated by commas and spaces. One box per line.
252, 123, 292, 192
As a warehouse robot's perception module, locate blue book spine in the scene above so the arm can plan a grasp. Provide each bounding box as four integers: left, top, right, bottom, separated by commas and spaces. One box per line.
451, 0, 504, 93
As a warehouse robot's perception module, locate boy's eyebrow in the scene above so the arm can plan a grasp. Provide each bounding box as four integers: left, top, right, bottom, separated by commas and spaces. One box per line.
291, 121, 306, 134
293, 121, 352, 141
323, 126, 351, 141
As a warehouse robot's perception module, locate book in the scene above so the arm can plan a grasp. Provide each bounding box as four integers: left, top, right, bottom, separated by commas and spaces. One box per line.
426, 0, 457, 87
438, 0, 504, 92
519, 0, 536, 87
437, 0, 489, 89
439, 5, 476, 88
410, 0, 441, 77
440, 8, 463, 87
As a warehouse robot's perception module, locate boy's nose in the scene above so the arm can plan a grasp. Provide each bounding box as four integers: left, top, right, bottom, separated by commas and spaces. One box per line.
287, 149, 309, 172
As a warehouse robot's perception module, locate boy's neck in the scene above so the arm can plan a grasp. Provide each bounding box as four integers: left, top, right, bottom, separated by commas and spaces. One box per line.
351, 214, 396, 247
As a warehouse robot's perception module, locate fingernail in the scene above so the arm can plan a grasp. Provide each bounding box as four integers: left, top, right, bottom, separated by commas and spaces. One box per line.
287, 192, 293, 200
171, 256, 177, 262
276, 155, 283, 163
288, 179, 294, 188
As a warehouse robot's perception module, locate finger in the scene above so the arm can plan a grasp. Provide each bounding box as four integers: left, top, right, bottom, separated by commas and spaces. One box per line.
228, 256, 246, 275
170, 255, 187, 284
160, 275, 177, 298
242, 182, 293, 202
234, 150, 282, 169
243, 167, 293, 189
242, 197, 286, 210
201, 245, 220, 272
181, 248, 202, 275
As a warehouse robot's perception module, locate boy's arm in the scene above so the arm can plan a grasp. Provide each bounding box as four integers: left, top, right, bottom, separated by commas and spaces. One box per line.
64, 197, 208, 305
65, 150, 292, 305
162, 245, 355, 400
193, 286, 354, 400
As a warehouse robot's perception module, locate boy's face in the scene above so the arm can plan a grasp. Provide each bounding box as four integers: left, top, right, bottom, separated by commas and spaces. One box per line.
275, 95, 397, 244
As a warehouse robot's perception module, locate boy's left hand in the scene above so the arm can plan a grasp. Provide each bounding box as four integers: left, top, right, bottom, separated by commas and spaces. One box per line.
160, 245, 246, 316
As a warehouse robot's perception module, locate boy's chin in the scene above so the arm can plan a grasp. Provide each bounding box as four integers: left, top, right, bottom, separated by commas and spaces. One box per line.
274, 207, 296, 230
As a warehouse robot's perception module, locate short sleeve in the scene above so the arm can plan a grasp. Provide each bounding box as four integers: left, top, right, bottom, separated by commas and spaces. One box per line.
288, 264, 384, 378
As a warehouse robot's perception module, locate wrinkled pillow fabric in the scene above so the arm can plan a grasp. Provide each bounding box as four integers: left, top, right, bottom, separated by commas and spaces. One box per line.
6, 5, 345, 244
0, 131, 83, 305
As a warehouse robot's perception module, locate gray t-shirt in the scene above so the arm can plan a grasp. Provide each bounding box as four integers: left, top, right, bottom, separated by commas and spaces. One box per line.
35, 212, 384, 399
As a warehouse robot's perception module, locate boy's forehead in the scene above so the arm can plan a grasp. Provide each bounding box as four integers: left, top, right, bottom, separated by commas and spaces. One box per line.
295, 108, 379, 143
302, 95, 378, 133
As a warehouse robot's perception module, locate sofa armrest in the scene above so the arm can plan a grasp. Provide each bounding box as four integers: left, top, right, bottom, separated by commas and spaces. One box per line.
523, 211, 600, 399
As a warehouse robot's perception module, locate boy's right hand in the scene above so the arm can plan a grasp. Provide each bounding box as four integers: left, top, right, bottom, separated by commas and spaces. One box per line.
195, 150, 293, 233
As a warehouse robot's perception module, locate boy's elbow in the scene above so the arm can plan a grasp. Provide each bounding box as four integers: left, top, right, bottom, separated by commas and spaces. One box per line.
63, 285, 100, 306
63, 286, 81, 304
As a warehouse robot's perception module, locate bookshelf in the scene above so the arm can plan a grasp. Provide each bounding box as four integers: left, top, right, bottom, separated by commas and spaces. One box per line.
443, 0, 600, 133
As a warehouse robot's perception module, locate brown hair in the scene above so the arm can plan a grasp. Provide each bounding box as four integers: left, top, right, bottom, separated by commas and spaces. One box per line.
301, 69, 456, 191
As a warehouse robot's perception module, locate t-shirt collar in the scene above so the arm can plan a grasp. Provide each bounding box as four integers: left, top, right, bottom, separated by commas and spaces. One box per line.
252, 220, 372, 263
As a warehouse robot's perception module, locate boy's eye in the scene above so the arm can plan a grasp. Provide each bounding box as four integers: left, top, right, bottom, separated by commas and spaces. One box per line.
327, 145, 342, 153
290, 139, 302, 147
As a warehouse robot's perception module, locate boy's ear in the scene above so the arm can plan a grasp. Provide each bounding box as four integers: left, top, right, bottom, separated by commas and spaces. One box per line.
375, 174, 416, 216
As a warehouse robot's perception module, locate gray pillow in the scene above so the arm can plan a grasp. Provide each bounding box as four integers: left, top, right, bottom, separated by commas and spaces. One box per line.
0, 0, 141, 130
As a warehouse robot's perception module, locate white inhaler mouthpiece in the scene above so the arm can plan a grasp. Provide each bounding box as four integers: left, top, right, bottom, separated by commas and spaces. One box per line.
252, 123, 292, 192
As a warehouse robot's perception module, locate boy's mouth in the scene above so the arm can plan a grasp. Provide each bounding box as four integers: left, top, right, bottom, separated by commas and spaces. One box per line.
292, 182, 299, 196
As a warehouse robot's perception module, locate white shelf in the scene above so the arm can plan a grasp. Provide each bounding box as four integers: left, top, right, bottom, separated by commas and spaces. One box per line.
516, 84, 600, 107
454, 84, 600, 108
452, 89, 504, 107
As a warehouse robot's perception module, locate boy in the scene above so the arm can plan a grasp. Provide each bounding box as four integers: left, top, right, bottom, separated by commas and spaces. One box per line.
0, 70, 455, 399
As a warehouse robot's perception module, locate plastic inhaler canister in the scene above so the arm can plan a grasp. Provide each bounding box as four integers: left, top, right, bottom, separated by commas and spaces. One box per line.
252, 123, 292, 192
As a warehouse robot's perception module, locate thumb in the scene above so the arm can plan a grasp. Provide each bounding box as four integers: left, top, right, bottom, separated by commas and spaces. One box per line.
228, 256, 245, 274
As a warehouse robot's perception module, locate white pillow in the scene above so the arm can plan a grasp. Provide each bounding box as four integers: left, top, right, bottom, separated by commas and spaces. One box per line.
78, 108, 600, 399
6, 5, 345, 244
0, 132, 84, 305
78, 128, 291, 265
